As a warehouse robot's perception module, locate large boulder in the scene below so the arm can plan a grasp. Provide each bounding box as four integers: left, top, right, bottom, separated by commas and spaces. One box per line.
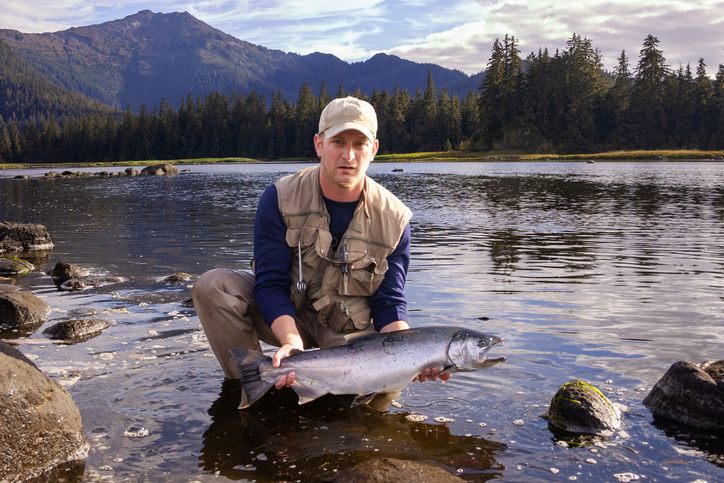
0, 341, 89, 481
643, 360, 724, 433
140, 163, 179, 175
543, 380, 622, 436
332, 457, 464, 483
0, 223, 53, 253
0, 290, 51, 330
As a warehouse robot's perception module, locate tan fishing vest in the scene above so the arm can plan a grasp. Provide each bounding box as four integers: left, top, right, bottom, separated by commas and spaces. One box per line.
274, 165, 412, 333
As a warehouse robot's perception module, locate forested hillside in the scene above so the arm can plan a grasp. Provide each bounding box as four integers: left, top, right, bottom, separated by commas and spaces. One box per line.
0, 39, 117, 127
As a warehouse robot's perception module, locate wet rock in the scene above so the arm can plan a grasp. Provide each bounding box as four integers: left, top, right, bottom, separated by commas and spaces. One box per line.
544, 380, 622, 436
59, 275, 123, 291
125, 167, 138, 176
43, 319, 111, 343
643, 360, 724, 433
0, 341, 89, 481
157, 272, 191, 284
13, 174, 30, 179
0, 256, 34, 276
47, 261, 88, 285
654, 155, 668, 161
392, 168, 405, 172
0, 289, 51, 329
0, 222, 54, 253
141, 163, 179, 175
332, 457, 464, 483
715, 155, 724, 161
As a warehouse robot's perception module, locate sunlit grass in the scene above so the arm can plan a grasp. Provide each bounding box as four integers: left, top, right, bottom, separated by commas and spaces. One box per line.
2, 150, 723, 170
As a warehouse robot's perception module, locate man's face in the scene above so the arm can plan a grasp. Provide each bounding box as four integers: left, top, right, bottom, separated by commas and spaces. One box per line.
315, 129, 379, 198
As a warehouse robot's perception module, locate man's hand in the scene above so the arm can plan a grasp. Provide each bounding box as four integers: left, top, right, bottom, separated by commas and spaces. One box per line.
380, 321, 453, 384
270, 315, 304, 389
413, 366, 452, 383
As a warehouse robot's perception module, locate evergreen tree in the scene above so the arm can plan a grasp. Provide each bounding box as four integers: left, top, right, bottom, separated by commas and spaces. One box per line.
630, 34, 670, 148
693, 58, 714, 147
295, 82, 318, 157
0, 125, 11, 163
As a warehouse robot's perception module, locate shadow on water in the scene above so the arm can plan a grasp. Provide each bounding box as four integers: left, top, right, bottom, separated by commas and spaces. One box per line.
200, 380, 506, 482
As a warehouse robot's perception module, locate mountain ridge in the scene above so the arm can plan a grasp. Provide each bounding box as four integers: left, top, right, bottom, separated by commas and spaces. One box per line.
0, 10, 482, 114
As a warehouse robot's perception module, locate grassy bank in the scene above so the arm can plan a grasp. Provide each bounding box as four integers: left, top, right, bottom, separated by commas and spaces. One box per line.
375, 149, 724, 162
2, 150, 723, 170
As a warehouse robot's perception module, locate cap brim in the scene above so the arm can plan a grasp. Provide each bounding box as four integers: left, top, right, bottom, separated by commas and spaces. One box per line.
323, 122, 375, 143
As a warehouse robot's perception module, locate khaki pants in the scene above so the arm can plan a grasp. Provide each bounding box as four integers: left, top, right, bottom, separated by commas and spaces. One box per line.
192, 268, 354, 379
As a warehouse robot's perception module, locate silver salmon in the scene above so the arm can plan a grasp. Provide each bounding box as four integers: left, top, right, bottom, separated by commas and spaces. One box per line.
230, 326, 505, 409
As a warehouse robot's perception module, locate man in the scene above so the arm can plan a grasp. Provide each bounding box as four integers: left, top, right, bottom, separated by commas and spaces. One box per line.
192, 97, 448, 391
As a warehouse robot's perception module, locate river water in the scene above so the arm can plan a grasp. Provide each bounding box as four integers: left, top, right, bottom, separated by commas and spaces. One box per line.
1, 161, 723, 482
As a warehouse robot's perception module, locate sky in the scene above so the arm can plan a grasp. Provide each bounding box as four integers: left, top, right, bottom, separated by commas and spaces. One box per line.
2, 0, 723, 77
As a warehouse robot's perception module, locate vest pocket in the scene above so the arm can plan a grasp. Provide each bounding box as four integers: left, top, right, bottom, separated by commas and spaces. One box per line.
318, 295, 372, 333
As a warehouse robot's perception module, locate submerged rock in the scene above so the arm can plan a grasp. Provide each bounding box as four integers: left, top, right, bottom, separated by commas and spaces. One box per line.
59, 276, 124, 291
332, 457, 464, 483
157, 272, 191, 284
0, 289, 51, 329
0, 222, 54, 253
43, 319, 111, 343
643, 360, 724, 433
0, 256, 34, 276
544, 380, 622, 436
0, 341, 89, 481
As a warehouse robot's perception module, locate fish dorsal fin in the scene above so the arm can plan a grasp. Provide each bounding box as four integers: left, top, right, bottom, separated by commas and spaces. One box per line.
351, 392, 379, 408
288, 348, 304, 356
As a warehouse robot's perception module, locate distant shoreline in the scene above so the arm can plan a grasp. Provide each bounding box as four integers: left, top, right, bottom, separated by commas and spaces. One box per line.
1, 150, 723, 170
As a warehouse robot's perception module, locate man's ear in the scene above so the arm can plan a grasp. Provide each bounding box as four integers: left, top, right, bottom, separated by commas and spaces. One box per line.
314, 133, 323, 157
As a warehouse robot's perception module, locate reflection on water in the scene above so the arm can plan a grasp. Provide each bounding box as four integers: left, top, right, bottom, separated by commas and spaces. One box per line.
200, 381, 505, 481
1, 161, 724, 482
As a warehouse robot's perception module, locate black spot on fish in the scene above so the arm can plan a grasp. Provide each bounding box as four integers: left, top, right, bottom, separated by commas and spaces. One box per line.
382, 336, 404, 347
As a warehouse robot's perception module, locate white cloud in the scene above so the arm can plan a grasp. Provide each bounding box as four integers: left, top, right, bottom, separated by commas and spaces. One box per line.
387, 0, 724, 74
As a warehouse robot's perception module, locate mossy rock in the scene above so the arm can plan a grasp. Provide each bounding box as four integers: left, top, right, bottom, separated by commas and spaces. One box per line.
544, 380, 622, 436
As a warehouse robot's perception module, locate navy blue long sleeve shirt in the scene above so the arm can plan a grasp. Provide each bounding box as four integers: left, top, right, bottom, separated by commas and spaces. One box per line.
253, 184, 410, 332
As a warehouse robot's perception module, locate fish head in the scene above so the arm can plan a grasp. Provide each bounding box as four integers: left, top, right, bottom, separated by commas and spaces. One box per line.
447, 329, 505, 372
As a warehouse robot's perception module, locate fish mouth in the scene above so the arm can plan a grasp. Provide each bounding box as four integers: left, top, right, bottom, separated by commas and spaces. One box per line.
475, 355, 506, 369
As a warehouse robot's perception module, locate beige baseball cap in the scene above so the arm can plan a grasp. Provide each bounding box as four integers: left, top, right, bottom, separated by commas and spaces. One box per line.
318, 97, 377, 143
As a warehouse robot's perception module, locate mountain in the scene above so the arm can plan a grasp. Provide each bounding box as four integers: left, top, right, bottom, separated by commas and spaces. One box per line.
0, 38, 117, 126
0, 10, 480, 113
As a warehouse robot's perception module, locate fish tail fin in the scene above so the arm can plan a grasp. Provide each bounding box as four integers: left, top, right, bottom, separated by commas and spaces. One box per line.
230, 348, 274, 409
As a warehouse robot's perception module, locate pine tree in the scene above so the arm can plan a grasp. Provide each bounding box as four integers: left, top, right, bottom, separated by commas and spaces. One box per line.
630, 34, 670, 148
0, 124, 11, 163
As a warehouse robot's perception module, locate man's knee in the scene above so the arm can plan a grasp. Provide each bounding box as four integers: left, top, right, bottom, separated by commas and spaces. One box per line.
193, 268, 245, 300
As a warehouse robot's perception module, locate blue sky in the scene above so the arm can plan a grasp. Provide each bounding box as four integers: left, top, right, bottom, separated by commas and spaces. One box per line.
2, 0, 723, 76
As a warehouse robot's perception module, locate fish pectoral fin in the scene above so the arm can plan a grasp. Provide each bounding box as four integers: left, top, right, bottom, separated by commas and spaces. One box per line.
351, 392, 379, 408
440, 364, 455, 374
292, 383, 328, 405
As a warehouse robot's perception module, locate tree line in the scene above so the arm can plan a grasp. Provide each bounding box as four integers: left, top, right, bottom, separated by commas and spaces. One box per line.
1, 33, 723, 164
